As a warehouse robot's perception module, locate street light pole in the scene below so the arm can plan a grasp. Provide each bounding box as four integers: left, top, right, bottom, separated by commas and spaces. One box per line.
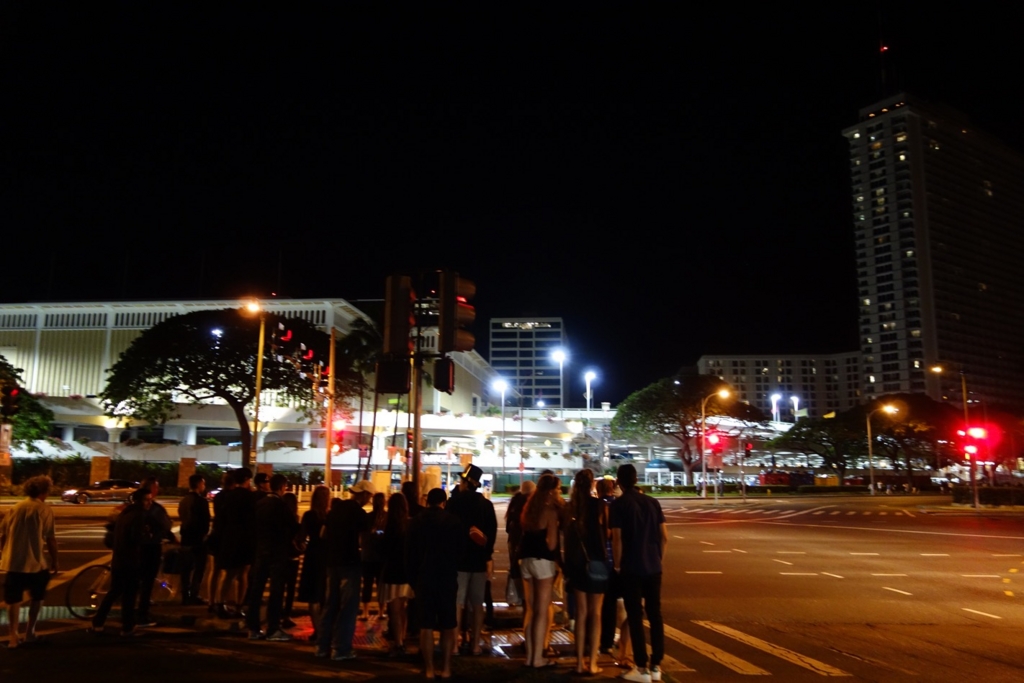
585, 371, 596, 412
494, 379, 507, 481
245, 300, 267, 472
932, 365, 979, 509
771, 393, 781, 423
700, 388, 731, 500
865, 404, 897, 496
790, 395, 800, 422
551, 350, 566, 419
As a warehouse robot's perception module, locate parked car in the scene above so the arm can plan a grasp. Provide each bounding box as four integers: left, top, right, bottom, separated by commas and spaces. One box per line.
61, 479, 139, 504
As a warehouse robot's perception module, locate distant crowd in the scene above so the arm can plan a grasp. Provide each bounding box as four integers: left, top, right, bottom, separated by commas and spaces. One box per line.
0, 463, 668, 683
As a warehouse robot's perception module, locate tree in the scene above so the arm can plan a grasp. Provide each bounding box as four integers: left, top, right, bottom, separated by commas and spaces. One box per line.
0, 354, 54, 452
770, 413, 863, 480
100, 309, 360, 465
611, 374, 766, 485
867, 394, 959, 483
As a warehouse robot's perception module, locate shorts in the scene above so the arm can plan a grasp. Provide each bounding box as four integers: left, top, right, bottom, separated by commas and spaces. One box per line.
519, 557, 558, 581
456, 571, 486, 607
416, 582, 457, 631
3, 570, 51, 604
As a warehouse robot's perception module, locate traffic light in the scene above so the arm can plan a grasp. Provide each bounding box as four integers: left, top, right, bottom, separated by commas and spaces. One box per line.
707, 432, 723, 454
1, 382, 22, 418
330, 418, 346, 456
745, 442, 754, 455
434, 357, 455, 394
383, 275, 416, 357
438, 271, 476, 353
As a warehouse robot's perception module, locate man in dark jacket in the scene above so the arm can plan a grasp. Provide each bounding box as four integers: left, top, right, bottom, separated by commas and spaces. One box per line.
246, 474, 297, 641
177, 474, 210, 605
215, 468, 256, 617
136, 477, 177, 627
90, 488, 154, 635
407, 488, 462, 680
316, 479, 372, 661
445, 463, 497, 655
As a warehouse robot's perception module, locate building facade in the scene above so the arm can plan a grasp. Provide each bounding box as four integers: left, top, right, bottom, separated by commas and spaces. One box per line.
697, 352, 861, 420
843, 94, 1024, 409
488, 317, 568, 409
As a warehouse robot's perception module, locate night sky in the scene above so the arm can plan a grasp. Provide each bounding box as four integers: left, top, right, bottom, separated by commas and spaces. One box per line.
4, 5, 1022, 406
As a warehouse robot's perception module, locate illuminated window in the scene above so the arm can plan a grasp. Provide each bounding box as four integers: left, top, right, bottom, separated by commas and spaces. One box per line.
910, 330, 921, 338
868, 375, 876, 383
895, 133, 907, 142
862, 298, 871, 306
913, 360, 922, 369
905, 250, 914, 257
871, 142, 882, 150
899, 153, 906, 161
853, 132, 861, 139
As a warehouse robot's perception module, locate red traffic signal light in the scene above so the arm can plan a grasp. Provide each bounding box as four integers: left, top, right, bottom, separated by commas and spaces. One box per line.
0, 382, 22, 418
438, 271, 476, 353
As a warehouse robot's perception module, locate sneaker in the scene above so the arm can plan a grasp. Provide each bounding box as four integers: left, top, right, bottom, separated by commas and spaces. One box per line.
248, 631, 264, 640
314, 649, 330, 658
266, 630, 292, 642
331, 651, 357, 661
621, 667, 652, 683
650, 665, 662, 682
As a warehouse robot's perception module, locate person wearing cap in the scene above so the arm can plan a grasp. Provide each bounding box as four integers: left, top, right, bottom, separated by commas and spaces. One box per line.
444, 462, 497, 656
315, 478, 374, 661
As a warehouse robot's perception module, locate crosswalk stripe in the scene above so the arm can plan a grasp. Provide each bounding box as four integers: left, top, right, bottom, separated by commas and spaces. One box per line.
660, 654, 696, 673
693, 621, 851, 676
657, 621, 769, 675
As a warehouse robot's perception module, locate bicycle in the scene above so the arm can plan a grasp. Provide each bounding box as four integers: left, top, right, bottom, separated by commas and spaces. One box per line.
65, 561, 178, 620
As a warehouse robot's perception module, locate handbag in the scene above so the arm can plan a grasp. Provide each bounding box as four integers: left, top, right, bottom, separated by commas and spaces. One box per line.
575, 521, 610, 592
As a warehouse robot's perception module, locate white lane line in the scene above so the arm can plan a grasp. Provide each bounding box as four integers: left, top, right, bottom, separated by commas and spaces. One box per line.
658, 621, 770, 675
846, 511, 856, 515
921, 553, 949, 557
774, 559, 794, 566
693, 621, 850, 676
992, 554, 1020, 557
962, 608, 1002, 619
962, 574, 1001, 578
883, 587, 912, 595
780, 572, 818, 576
704, 550, 732, 553
872, 573, 907, 577
758, 520, 1024, 541
732, 549, 748, 553
879, 512, 888, 516
813, 511, 825, 515
673, 535, 686, 540
685, 571, 724, 574
902, 509, 915, 518
700, 541, 716, 546
821, 572, 845, 579
660, 654, 696, 673
864, 512, 872, 516
777, 551, 806, 555
894, 512, 903, 516
829, 511, 841, 515
851, 552, 879, 556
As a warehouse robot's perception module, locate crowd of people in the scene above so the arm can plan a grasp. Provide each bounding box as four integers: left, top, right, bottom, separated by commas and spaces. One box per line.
0, 462, 666, 683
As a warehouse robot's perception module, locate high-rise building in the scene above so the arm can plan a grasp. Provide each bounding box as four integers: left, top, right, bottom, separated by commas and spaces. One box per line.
488, 317, 567, 409
697, 352, 861, 420
843, 94, 1024, 409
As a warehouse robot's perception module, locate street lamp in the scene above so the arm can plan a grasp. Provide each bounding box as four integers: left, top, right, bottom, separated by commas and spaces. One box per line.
551, 349, 566, 418
770, 393, 782, 423
865, 404, 898, 496
701, 388, 731, 500
243, 299, 266, 472
790, 395, 800, 422
932, 364, 978, 508
585, 371, 597, 412
493, 379, 507, 475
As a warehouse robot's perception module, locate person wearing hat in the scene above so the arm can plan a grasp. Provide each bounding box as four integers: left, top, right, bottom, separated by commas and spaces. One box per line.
445, 462, 497, 656
315, 478, 374, 661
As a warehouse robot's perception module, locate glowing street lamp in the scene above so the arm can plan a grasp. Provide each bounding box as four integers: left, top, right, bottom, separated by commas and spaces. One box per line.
585, 371, 597, 412
790, 395, 800, 422
770, 393, 782, 422
865, 404, 898, 495
932, 364, 978, 508
243, 299, 266, 471
551, 349, 566, 418
493, 379, 508, 473
701, 388, 731, 500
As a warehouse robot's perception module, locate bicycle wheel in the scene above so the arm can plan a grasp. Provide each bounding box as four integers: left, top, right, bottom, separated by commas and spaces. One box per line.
66, 564, 112, 620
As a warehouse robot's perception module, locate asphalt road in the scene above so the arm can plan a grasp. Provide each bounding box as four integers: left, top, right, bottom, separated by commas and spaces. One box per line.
2, 494, 1023, 682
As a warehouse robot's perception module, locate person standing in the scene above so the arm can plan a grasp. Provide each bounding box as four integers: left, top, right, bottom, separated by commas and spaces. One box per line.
564, 468, 608, 676
207, 470, 236, 615
216, 468, 256, 617
177, 474, 210, 605
379, 493, 413, 657
505, 479, 534, 608
246, 474, 297, 641
0, 475, 59, 649
610, 464, 667, 683
359, 491, 387, 620
406, 488, 461, 680
90, 488, 154, 635
316, 479, 373, 661
297, 485, 330, 642
136, 477, 177, 627
445, 463, 497, 656
518, 473, 563, 669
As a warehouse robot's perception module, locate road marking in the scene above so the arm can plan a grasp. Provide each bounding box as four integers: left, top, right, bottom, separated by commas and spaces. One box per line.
774, 559, 793, 566
962, 574, 1000, 578
902, 509, 915, 518
829, 511, 841, 515
863, 512, 872, 516
872, 573, 907, 577
846, 511, 856, 515
777, 551, 806, 555
758, 520, 1024, 541
693, 621, 850, 676
701, 541, 716, 546
685, 571, 723, 574
657, 621, 769, 675
921, 553, 949, 557
992, 554, 1020, 557
732, 549, 748, 553
1010, 569, 1019, 573
673, 535, 686, 539
704, 550, 732, 553
780, 572, 818, 576
883, 587, 912, 595
660, 654, 696, 673
821, 572, 844, 579
962, 608, 1001, 619
1005, 591, 1015, 597
813, 511, 825, 515
850, 553, 879, 556
879, 512, 887, 516
894, 512, 903, 516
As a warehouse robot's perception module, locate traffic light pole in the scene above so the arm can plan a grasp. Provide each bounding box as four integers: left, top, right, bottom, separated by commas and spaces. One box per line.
325, 328, 336, 485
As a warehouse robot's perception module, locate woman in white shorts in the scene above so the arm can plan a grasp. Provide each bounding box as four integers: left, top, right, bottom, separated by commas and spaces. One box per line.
517, 473, 563, 669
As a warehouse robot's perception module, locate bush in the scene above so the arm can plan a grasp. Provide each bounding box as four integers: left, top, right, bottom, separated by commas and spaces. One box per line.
953, 486, 1024, 506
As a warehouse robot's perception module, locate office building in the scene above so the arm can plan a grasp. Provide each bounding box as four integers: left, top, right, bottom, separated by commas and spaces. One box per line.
488, 317, 568, 409
697, 352, 861, 420
843, 94, 1024, 409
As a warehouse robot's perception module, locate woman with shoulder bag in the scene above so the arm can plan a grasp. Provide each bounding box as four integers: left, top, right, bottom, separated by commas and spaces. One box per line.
564, 468, 609, 676
518, 473, 564, 669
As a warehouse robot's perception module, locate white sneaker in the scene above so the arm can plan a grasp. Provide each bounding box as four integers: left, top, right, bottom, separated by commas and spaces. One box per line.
620, 667, 652, 683
650, 665, 662, 681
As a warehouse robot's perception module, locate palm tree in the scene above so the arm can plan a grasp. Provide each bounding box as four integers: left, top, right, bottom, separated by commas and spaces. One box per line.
337, 317, 383, 479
